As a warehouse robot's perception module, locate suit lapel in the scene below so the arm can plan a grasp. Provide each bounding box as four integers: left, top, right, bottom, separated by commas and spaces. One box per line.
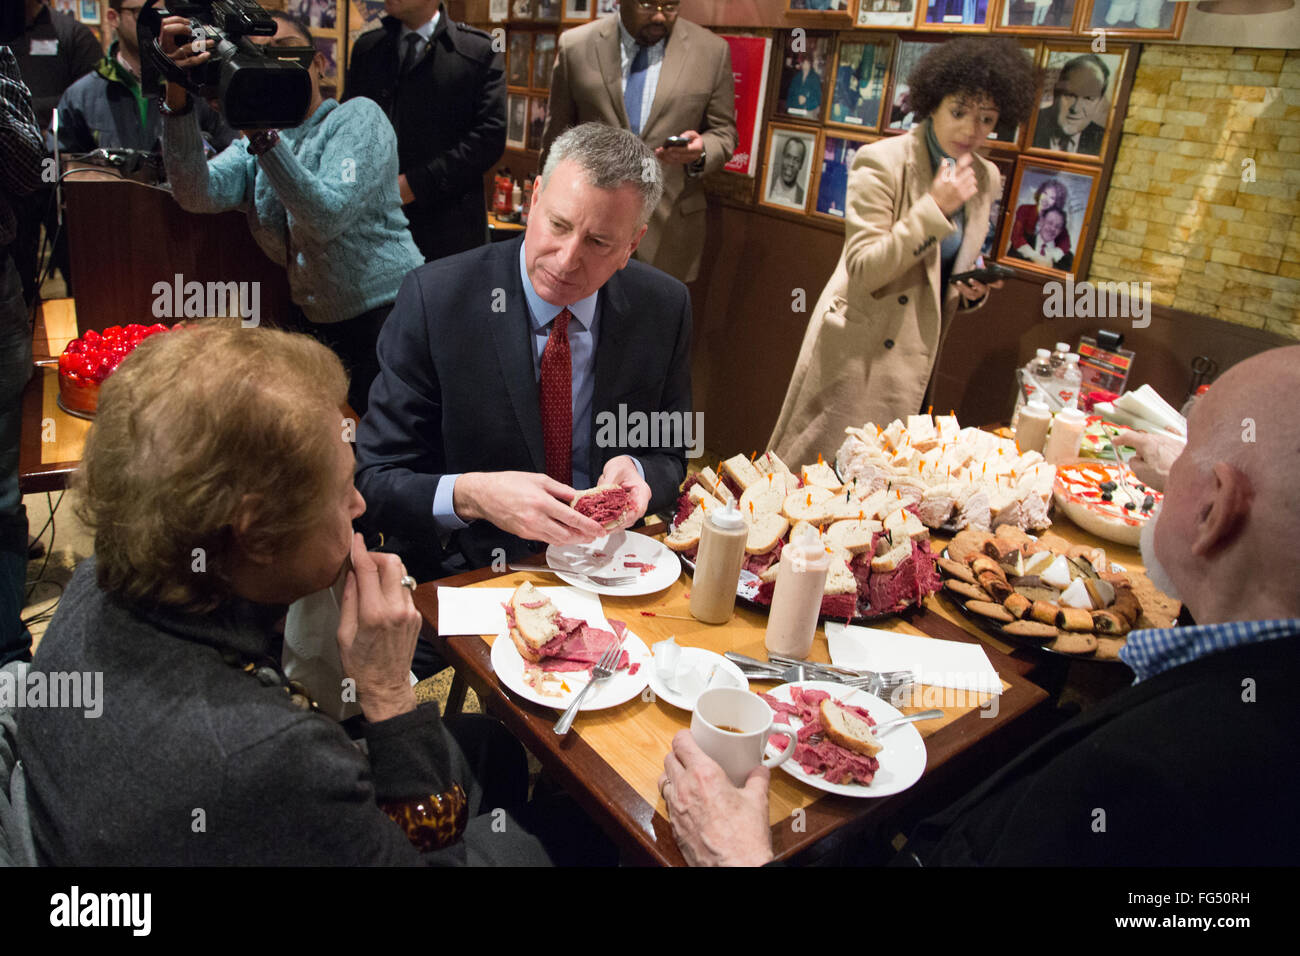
487, 239, 546, 474
904, 127, 942, 300
643, 22, 688, 137
595, 18, 629, 128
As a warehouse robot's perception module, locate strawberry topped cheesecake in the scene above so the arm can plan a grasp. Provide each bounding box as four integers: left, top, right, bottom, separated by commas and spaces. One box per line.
58, 323, 170, 416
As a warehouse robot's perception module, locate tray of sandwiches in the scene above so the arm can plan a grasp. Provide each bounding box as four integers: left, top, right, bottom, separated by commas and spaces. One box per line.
835, 413, 1056, 534
665, 450, 942, 624
937, 526, 1181, 662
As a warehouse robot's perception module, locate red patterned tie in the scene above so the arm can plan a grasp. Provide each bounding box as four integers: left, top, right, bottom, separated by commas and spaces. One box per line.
540, 307, 572, 486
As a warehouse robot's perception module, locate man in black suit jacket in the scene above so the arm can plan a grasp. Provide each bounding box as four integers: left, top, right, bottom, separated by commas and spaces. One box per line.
658, 344, 1300, 867
345, 1, 504, 263
1031, 53, 1108, 157
355, 123, 690, 579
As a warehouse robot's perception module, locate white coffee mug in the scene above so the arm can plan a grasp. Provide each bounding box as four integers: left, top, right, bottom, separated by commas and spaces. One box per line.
691, 687, 798, 787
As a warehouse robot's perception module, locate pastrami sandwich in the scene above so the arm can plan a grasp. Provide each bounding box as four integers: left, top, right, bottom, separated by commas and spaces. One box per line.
505, 582, 631, 673
571, 484, 635, 530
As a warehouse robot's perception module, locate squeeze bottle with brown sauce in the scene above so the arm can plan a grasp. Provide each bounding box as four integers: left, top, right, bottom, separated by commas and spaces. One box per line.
764, 526, 830, 658
690, 501, 748, 624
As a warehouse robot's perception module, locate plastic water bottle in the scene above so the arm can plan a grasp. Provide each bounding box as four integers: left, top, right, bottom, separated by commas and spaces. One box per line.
1014, 348, 1057, 421
1056, 353, 1082, 410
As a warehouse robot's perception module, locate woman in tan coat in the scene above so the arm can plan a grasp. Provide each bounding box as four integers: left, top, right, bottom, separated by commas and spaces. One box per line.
769, 39, 1038, 467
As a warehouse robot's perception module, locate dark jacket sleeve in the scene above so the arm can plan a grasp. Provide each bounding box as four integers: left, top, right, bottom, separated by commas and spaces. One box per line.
0, 49, 44, 197
404, 34, 505, 207
354, 268, 447, 546
218, 703, 475, 865
637, 282, 692, 516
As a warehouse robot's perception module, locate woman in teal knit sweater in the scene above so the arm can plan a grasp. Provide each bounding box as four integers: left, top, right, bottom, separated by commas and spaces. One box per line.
158, 11, 423, 414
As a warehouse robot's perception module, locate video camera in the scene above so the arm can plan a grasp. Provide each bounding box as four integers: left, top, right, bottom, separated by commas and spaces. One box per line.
138, 0, 313, 130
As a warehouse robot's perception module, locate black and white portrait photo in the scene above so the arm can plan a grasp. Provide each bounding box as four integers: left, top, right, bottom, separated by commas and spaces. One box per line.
1029, 47, 1124, 158
763, 126, 816, 211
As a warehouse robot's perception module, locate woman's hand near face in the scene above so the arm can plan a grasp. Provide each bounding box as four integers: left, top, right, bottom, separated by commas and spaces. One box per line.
337, 533, 422, 723
929, 152, 978, 218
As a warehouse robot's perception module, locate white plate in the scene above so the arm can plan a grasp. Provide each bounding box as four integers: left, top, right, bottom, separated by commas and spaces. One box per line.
490, 624, 651, 712
761, 680, 927, 799
647, 647, 749, 711
546, 531, 682, 596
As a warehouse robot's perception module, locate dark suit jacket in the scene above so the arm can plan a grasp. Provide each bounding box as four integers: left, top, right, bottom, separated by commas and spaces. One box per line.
1031, 114, 1104, 157
354, 236, 692, 577
345, 10, 505, 263
904, 630, 1300, 866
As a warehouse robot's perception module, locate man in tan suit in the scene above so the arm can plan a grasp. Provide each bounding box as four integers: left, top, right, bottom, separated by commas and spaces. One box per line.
541, 2, 736, 284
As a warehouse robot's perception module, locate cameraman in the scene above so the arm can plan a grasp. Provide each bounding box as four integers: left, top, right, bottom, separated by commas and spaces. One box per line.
158, 10, 423, 415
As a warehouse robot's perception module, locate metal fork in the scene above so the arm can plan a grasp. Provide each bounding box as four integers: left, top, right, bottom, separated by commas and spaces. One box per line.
552, 638, 624, 735
507, 563, 636, 587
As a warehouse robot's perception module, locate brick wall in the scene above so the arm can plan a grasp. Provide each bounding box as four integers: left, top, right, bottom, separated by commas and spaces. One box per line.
1090, 46, 1299, 340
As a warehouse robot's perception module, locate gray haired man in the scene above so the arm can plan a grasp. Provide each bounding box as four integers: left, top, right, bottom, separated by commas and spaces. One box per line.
356, 122, 692, 581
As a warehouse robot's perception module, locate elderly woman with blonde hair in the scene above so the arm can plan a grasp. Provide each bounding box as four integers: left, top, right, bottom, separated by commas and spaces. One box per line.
15, 324, 572, 865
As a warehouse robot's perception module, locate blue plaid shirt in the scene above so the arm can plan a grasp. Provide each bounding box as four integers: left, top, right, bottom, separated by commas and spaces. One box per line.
1120, 618, 1300, 684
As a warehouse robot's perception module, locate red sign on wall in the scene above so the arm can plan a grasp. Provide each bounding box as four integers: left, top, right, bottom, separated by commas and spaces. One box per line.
719, 35, 772, 177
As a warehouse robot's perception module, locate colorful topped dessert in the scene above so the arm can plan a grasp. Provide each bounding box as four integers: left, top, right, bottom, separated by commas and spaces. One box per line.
58, 323, 170, 416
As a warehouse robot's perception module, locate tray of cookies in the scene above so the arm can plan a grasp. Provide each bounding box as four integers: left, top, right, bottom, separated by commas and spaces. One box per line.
937, 526, 1180, 662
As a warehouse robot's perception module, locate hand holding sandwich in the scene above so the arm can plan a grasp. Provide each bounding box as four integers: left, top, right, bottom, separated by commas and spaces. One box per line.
453, 471, 608, 545
592, 456, 652, 532
660, 731, 774, 867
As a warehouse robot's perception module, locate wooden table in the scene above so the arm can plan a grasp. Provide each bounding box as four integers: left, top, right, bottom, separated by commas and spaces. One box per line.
413, 533, 1053, 866
20, 298, 88, 494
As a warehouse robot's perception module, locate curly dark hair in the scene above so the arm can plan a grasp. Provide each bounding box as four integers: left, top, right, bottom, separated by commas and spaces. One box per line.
906, 37, 1040, 127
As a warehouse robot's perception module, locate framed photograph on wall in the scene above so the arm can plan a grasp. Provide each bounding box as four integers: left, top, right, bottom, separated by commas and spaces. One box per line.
855, 0, 918, 28
775, 31, 835, 122
536, 0, 562, 22
920, 0, 992, 30
787, 0, 854, 13
53, 0, 77, 15
981, 153, 1016, 257
532, 33, 557, 90
991, 0, 1081, 33
883, 36, 942, 132
527, 96, 549, 151
290, 0, 338, 29
563, 0, 593, 21
512, 0, 535, 20
825, 34, 891, 131
506, 93, 528, 149
982, 39, 1037, 150
812, 131, 878, 221
1025, 42, 1128, 161
760, 124, 818, 214
507, 32, 532, 88
998, 158, 1099, 277
78, 0, 100, 25
596, 0, 619, 14
1082, 0, 1185, 39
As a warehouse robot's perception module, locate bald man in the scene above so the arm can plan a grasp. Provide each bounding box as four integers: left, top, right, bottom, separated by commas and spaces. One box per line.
661, 345, 1300, 866
1031, 54, 1109, 157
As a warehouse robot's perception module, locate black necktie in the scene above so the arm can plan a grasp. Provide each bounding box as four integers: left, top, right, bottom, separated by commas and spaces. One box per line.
400, 33, 421, 76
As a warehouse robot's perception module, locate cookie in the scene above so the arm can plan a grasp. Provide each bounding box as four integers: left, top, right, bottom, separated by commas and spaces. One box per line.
944, 580, 989, 602
967, 600, 1014, 623
937, 556, 976, 584
1003, 620, 1058, 642
948, 529, 994, 565
1049, 632, 1099, 655
1095, 637, 1125, 660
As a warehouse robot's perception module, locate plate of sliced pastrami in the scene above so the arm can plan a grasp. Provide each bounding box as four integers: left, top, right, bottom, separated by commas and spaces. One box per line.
490, 616, 652, 712
546, 530, 682, 597
760, 681, 927, 798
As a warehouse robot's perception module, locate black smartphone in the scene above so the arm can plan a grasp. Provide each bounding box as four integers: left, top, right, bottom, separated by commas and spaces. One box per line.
664, 135, 691, 149
950, 262, 1016, 285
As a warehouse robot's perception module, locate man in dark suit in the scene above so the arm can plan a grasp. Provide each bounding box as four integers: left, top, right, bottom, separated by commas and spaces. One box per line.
345, 1, 505, 263
1031, 53, 1108, 157
355, 123, 691, 579
659, 344, 1300, 866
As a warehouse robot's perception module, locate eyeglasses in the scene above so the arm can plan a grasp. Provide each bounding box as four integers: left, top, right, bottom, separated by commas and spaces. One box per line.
635, 1, 681, 12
